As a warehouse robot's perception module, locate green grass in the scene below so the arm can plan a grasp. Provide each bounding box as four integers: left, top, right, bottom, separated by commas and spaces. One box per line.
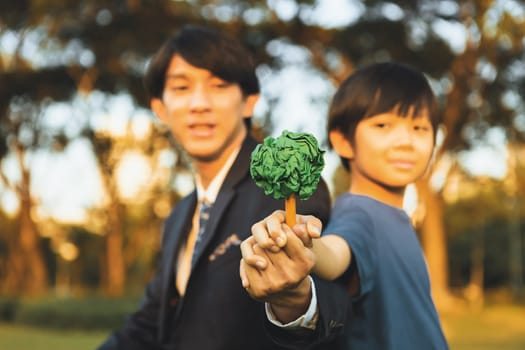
0, 324, 108, 350
0, 304, 524, 350
442, 304, 525, 350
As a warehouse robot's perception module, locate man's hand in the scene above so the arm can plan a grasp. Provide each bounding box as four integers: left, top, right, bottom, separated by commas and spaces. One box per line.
239, 229, 316, 323
250, 210, 323, 254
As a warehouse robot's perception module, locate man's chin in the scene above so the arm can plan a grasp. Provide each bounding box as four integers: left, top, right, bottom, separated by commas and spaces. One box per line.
188, 151, 221, 163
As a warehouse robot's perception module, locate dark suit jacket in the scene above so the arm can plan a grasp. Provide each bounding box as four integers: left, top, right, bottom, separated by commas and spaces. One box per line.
97, 135, 348, 350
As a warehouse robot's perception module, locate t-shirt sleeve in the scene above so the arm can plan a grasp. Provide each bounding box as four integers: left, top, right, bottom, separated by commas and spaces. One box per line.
323, 197, 377, 299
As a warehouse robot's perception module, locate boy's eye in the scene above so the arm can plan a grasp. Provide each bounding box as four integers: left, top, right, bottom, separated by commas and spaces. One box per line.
414, 125, 430, 132
212, 81, 231, 89
374, 123, 389, 129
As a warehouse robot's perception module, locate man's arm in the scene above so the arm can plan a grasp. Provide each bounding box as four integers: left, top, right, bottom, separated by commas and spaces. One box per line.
240, 232, 351, 349
97, 273, 165, 350
240, 231, 315, 323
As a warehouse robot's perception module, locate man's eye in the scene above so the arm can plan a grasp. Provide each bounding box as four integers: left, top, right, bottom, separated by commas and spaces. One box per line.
170, 85, 188, 91
374, 123, 388, 128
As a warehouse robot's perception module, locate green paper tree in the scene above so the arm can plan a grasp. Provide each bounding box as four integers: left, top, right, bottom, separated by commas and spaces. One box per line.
250, 130, 325, 226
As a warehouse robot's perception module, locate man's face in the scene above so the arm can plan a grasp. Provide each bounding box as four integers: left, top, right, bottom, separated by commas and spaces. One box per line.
151, 55, 257, 164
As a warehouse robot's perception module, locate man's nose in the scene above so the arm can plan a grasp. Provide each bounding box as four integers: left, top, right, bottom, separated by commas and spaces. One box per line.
189, 85, 211, 110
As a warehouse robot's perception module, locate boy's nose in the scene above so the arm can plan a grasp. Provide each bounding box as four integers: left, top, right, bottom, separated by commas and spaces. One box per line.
393, 124, 414, 147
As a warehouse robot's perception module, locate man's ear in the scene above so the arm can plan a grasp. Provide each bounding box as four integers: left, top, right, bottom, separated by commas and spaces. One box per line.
329, 130, 354, 159
150, 98, 167, 123
242, 94, 260, 119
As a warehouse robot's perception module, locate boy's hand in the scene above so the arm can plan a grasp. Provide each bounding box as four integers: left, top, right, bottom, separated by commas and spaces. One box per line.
250, 210, 323, 255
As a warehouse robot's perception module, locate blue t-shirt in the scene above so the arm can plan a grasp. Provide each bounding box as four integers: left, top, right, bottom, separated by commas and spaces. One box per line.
323, 193, 448, 350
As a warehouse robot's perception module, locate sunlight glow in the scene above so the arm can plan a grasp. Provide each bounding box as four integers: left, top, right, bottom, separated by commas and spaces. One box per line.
32, 138, 105, 223
432, 19, 467, 54
115, 151, 152, 201
0, 188, 19, 217
301, 0, 364, 28
174, 171, 195, 197
131, 113, 154, 140
267, 0, 298, 21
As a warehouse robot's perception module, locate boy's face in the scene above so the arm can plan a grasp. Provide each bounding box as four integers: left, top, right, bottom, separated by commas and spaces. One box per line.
345, 109, 434, 190
151, 54, 258, 165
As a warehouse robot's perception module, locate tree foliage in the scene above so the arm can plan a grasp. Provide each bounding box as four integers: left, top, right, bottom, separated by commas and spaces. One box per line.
1, 0, 524, 297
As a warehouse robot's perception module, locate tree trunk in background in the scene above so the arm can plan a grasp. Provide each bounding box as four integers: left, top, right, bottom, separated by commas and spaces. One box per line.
3, 157, 48, 295
103, 199, 126, 296
415, 178, 452, 310
466, 230, 484, 309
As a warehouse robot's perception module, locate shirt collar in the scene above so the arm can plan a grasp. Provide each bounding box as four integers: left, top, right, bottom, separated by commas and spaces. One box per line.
195, 146, 241, 204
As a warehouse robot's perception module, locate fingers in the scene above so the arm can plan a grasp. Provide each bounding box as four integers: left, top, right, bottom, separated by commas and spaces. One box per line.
240, 236, 268, 270
291, 224, 313, 248
266, 210, 287, 247
280, 229, 316, 272
239, 259, 249, 288
251, 210, 287, 252
297, 215, 322, 238
240, 230, 316, 306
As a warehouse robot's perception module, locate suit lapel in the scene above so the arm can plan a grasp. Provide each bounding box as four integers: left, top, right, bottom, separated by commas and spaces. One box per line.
190, 190, 234, 267
190, 136, 256, 268
159, 193, 196, 342
160, 136, 259, 340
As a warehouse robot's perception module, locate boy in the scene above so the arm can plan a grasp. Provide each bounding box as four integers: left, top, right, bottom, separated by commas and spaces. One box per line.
243, 62, 449, 349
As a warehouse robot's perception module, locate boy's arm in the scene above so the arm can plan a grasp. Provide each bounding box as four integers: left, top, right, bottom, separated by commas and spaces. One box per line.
311, 235, 351, 280
248, 211, 352, 281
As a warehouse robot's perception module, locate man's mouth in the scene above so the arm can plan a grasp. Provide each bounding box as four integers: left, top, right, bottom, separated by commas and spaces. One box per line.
189, 123, 215, 137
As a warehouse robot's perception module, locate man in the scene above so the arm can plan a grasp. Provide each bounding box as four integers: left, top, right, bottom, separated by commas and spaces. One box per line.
97, 25, 334, 350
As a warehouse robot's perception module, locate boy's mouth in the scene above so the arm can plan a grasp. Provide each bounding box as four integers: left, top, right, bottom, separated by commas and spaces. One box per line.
389, 160, 415, 170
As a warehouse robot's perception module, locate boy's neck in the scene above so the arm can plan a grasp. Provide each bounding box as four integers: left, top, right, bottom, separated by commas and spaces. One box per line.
349, 180, 406, 209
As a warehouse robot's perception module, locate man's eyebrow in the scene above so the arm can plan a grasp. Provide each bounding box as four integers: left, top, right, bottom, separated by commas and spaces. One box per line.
165, 73, 188, 80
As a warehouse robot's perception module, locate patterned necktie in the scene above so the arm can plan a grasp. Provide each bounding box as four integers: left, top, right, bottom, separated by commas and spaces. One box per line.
191, 201, 212, 267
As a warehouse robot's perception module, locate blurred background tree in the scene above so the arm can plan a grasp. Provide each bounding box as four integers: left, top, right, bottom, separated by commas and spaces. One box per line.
0, 0, 523, 308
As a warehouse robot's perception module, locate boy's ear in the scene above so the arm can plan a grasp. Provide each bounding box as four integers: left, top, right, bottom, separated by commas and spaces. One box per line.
329, 130, 354, 159
150, 98, 167, 123
242, 94, 260, 119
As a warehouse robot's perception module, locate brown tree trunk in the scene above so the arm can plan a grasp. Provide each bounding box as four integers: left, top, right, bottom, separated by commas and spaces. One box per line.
3, 157, 48, 295
415, 178, 452, 310
103, 199, 126, 296
465, 231, 484, 309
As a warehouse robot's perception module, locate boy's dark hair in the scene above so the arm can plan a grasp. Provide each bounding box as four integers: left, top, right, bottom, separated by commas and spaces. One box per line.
327, 62, 440, 170
144, 25, 260, 100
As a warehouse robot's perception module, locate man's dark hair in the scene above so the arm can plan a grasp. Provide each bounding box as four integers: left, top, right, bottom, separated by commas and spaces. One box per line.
144, 25, 260, 100
327, 61, 440, 170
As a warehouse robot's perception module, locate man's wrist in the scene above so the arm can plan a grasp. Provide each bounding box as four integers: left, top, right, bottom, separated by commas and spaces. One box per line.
269, 276, 313, 323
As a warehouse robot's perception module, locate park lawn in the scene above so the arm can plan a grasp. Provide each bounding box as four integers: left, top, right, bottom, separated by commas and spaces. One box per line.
0, 324, 108, 350
0, 304, 524, 350
442, 304, 525, 350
